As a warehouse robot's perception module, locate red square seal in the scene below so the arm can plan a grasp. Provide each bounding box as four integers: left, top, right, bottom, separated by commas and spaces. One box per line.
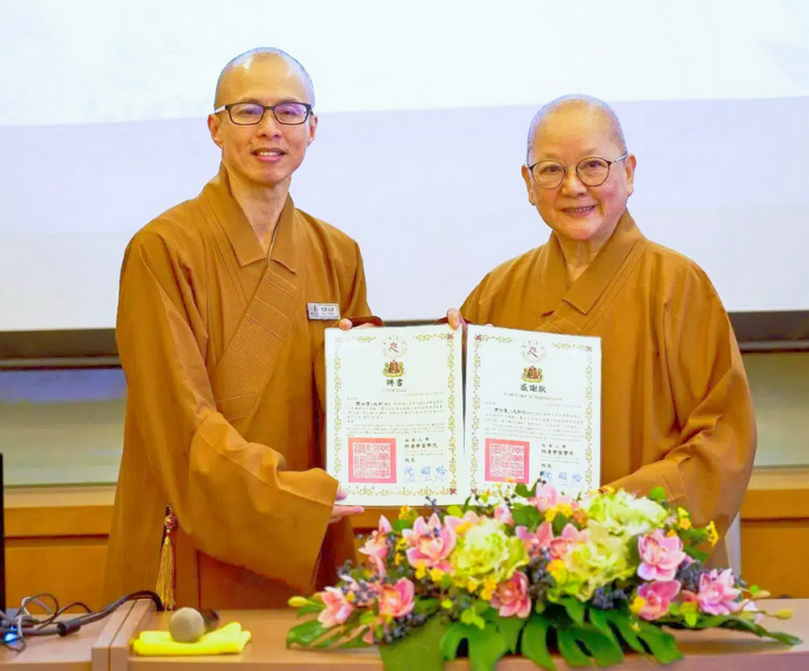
485, 438, 529, 484
348, 438, 397, 483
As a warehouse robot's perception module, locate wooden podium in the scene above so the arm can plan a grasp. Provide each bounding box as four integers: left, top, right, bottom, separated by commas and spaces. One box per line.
1, 599, 808, 669
108, 599, 809, 670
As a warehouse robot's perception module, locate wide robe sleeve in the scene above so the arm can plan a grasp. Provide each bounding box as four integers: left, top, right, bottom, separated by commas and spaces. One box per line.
117, 230, 337, 591
607, 289, 757, 541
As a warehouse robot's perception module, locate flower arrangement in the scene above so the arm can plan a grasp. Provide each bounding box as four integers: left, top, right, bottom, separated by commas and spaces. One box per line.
286, 483, 800, 670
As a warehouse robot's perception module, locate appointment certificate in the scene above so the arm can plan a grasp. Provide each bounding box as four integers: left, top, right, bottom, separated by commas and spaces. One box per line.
325, 324, 464, 506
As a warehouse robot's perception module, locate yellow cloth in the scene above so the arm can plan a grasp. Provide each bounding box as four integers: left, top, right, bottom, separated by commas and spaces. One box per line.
132, 622, 251, 656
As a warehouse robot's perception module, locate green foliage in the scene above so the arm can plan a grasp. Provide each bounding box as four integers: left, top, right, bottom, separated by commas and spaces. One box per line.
514, 482, 538, 499
295, 602, 325, 617
512, 504, 542, 529
286, 619, 334, 648
522, 615, 556, 670
440, 621, 510, 671
648, 487, 667, 503
379, 616, 448, 671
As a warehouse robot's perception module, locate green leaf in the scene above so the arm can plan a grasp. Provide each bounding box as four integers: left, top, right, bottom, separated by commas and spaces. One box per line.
648, 487, 667, 503
587, 609, 621, 650
512, 505, 541, 529
594, 610, 644, 654
339, 628, 372, 648
439, 622, 509, 671
717, 618, 802, 646
559, 626, 624, 667
392, 519, 413, 532
636, 621, 684, 664
296, 602, 326, 617
560, 597, 586, 626
379, 616, 447, 671
415, 598, 442, 618
494, 616, 526, 653
684, 610, 699, 627
286, 619, 333, 648
447, 505, 465, 517
556, 629, 592, 666
314, 627, 351, 648
514, 483, 532, 499
521, 615, 556, 670
683, 546, 709, 562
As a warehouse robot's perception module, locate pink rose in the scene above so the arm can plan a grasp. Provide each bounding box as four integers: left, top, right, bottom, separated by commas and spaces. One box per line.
403, 513, 456, 571
549, 523, 589, 560
378, 578, 416, 619
636, 580, 681, 621
359, 516, 392, 576
637, 530, 687, 582
516, 521, 554, 557
494, 502, 515, 526
490, 572, 532, 619
318, 587, 354, 627
697, 569, 742, 616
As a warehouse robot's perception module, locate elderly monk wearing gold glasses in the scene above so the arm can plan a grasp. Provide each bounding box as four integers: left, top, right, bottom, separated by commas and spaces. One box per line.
448, 95, 756, 566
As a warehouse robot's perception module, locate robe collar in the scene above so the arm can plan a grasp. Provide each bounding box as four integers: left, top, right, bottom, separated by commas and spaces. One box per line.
537, 210, 645, 317
203, 164, 299, 273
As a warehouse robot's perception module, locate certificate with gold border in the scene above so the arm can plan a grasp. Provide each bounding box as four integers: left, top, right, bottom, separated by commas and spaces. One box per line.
325, 324, 464, 506
462, 325, 601, 498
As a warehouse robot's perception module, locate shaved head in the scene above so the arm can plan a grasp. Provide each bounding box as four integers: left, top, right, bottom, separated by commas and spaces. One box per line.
526, 95, 626, 163
214, 47, 315, 109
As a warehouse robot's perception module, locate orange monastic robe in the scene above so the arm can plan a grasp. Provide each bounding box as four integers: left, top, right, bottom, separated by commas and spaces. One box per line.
461, 212, 756, 559
103, 167, 371, 609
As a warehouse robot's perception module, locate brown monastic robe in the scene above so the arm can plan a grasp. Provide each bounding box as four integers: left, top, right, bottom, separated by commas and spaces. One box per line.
461, 212, 756, 562
103, 166, 371, 609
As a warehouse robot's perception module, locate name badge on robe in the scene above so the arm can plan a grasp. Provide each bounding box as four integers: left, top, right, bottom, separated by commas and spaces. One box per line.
307, 303, 341, 320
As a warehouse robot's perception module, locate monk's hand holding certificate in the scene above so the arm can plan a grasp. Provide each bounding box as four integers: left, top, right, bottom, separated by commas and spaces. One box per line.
325, 322, 601, 507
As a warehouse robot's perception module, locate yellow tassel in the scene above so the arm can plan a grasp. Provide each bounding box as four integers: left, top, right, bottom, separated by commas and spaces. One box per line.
155, 507, 177, 611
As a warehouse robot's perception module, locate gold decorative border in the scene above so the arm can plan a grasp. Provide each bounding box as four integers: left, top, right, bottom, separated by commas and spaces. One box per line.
469, 336, 597, 493
470, 334, 514, 493
334, 331, 459, 498
551, 342, 596, 489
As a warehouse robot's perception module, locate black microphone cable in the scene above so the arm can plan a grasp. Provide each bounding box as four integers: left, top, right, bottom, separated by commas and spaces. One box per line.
0, 590, 164, 652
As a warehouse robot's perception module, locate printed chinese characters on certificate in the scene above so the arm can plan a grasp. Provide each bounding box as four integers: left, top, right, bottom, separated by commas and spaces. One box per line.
325, 324, 601, 506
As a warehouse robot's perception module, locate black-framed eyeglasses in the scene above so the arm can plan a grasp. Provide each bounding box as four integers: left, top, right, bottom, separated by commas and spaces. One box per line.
527, 153, 629, 189
213, 101, 312, 126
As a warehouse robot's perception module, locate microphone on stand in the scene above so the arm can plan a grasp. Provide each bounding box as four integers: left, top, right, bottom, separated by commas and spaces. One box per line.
168, 608, 220, 643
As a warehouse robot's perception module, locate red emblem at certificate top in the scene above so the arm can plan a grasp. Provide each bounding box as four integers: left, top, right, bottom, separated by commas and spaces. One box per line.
485, 438, 530, 484
348, 438, 397, 483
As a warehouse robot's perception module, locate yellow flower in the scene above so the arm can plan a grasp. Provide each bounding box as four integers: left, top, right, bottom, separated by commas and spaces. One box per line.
429, 568, 444, 582
345, 592, 356, 603
415, 562, 427, 580
481, 578, 498, 601
547, 559, 567, 582
557, 503, 573, 518
441, 599, 454, 610
601, 485, 615, 494
545, 509, 558, 523
707, 521, 719, 547
287, 596, 308, 608
467, 578, 480, 593
630, 597, 647, 615
455, 521, 473, 536
667, 529, 678, 537
399, 505, 412, 520
678, 517, 692, 530
677, 507, 690, 519
394, 553, 402, 566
